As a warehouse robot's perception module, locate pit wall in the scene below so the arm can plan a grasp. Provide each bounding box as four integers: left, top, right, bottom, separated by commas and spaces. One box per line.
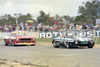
0, 32, 39, 39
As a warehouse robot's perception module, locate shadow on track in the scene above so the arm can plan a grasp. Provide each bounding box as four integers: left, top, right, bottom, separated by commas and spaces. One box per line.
53, 46, 91, 49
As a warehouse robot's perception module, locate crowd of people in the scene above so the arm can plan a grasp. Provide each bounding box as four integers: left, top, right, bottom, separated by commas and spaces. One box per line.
0, 25, 16, 32
0, 21, 100, 32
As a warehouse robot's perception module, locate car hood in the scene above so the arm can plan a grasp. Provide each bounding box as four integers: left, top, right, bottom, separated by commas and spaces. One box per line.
54, 37, 74, 42
14, 36, 35, 39
75, 37, 93, 41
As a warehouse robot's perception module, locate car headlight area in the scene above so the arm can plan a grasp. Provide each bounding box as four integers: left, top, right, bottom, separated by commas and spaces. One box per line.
90, 41, 94, 44
75, 41, 78, 44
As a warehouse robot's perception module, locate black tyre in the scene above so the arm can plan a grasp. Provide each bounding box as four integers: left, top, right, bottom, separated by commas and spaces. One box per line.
53, 41, 59, 48
31, 44, 35, 46
4, 40, 8, 46
88, 44, 94, 48
88, 46, 93, 48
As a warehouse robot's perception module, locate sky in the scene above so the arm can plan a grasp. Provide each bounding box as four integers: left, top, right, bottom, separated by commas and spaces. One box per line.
0, 0, 89, 19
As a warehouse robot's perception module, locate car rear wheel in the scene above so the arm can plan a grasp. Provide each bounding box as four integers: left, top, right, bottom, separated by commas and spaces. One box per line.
53, 41, 59, 48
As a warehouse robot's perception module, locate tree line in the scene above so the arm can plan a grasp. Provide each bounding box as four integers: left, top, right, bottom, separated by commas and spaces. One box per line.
0, 0, 100, 25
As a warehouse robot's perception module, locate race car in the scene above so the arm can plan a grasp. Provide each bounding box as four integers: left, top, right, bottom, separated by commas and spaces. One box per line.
52, 31, 94, 48
4, 31, 36, 46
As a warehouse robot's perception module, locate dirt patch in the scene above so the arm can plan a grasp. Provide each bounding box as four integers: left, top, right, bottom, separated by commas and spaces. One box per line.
0, 59, 47, 67
37, 42, 52, 46
94, 44, 100, 48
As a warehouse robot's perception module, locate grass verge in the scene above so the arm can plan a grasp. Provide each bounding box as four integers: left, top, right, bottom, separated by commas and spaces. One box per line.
36, 38, 52, 45
94, 38, 100, 44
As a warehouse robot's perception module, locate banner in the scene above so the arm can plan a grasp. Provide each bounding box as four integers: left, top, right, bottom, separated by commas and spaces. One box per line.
39, 30, 100, 38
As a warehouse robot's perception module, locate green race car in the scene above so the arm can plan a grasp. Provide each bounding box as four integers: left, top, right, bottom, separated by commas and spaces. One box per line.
52, 31, 94, 48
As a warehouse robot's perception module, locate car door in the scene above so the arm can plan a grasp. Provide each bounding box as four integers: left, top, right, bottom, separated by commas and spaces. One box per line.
64, 37, 70, 45
59, 37, 65, 44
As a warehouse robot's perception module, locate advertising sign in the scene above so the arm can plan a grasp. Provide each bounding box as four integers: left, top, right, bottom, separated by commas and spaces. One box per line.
96, 19, 100, 25
39, 30, 100, 38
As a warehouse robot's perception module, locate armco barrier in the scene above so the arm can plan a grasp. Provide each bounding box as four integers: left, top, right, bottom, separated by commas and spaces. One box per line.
0, 32, 39, 39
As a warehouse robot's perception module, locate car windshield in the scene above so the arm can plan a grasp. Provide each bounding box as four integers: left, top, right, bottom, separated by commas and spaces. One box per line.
67, 32, 85, 38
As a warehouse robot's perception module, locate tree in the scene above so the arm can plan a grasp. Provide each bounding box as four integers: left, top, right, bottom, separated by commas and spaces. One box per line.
37, 11, 55, 26
75, 0, 100, 24
62, 15, 74, 23
18, 13, 34, 23
37, 11, 46, 24
0, 14, 16, 25
0, 13, 34, 25
54, 14, 62, 21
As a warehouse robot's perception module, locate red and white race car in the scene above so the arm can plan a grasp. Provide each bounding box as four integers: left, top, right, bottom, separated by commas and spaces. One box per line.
4, 31, 36, 46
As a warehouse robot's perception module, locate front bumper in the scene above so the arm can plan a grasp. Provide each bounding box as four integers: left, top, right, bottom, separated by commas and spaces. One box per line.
68, 41, 94, 47
15, 43, 36, 45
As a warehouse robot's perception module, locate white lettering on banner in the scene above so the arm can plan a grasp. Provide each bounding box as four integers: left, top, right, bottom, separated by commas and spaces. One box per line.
83, 31, 86, 37
46, 32, 52, 38
39, 32, 45, 38
39, 31, 100, 38
52, 32, 58, 37
39, 32, 59, 38
82, 31, 93, 37
87, 31, 93, 37
96, 31, 100, 36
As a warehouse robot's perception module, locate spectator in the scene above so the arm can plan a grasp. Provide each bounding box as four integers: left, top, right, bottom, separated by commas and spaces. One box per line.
82, 24, 87, 29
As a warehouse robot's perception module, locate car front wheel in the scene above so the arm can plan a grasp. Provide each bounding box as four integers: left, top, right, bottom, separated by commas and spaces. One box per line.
53, 41, 59, 48
4, 40, 8, 46
88, 45, 93, 48
88, 43, 94, 48
31, 44, 35, 46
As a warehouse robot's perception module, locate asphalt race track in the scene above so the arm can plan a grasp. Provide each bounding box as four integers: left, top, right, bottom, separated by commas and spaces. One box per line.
0, 43, 100, 67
